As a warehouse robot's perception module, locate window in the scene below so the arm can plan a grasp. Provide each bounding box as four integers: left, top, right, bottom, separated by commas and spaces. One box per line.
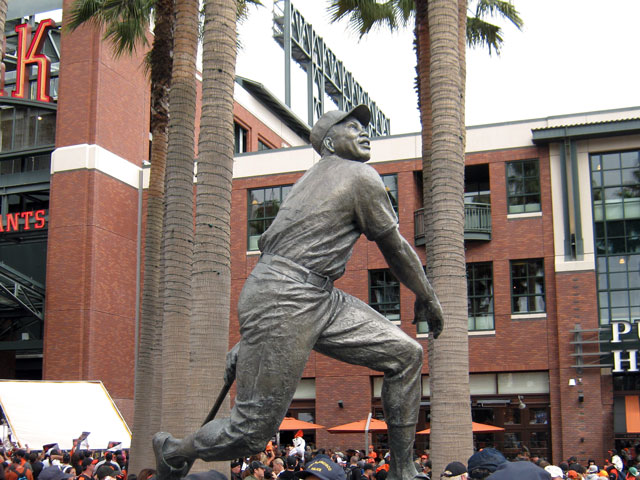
380, 174, 398, 216
0, 106, 56, 153
590, 150, 640, 325
247, 185, 292, 251
510, 259, 545, 314
465, 164, 491, 204
234, 123, 248, 154
0, 154, 51, 175
3, 191, 49, 214
506, 159, 540, 214
258, 139, 273, 151
467, 262, 494, 330
369, 269, 400, 321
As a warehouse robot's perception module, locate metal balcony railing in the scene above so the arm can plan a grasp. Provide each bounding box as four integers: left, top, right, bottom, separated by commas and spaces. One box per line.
414, 203, 491, 245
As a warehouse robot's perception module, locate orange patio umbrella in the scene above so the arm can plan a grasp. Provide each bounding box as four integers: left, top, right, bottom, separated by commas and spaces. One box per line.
327, 418, 388, 433
417, 422, 505, 434
279, 417, 325, 431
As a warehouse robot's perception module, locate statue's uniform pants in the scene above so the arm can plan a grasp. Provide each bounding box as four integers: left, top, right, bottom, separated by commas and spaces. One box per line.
192, 257, 424, 461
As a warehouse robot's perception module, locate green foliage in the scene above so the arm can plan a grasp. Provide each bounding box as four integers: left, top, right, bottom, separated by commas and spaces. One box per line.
68, 0, 262, 58
328, 0, 523, 54
328, 0, 414, 38
467, 0, 523, 54
66, 0, 154, 57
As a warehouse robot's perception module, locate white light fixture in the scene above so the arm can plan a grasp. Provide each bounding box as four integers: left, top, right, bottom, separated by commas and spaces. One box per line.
568, 378, 577, 386
518, 395, 526, 410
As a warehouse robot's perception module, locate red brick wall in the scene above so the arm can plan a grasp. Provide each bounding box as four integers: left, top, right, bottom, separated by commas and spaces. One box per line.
44, 170, 139, 422
228, 145, 609, 460
57, 0, 150, 164
44, 2, 150, 423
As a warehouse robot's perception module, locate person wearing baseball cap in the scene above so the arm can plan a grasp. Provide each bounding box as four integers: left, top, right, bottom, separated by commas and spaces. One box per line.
153, 105, 445, 480
441, 462, 467, 479
295, 457, 346, 480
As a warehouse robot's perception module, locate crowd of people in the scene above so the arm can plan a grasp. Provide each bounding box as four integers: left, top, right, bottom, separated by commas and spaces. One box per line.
3, 441, 640, 480
0, 447, 153, 480
226, 441, 640, 480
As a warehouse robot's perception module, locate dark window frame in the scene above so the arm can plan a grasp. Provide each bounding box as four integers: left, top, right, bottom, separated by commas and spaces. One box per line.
506, 159, 541, 214
247, 184, 292, 251
380, 173, 399, 217
234, 122, 248, 154
369, 269, 400, 322
467, 262, 495, 331
257, 138, 275, 151
510, 258, 546, 314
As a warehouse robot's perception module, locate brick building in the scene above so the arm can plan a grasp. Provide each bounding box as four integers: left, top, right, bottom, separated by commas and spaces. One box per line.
230, 110, 640, 464
0, 3, 309, 423
2, 0, 640, 467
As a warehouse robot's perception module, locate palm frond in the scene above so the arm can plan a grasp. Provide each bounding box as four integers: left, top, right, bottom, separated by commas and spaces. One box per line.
474, 0, 523, 30
328, 0, 409, 38
67, 0, 107, 31
467, 0, 522, 55
66, 0, 153, 56
466, 17, 502, 55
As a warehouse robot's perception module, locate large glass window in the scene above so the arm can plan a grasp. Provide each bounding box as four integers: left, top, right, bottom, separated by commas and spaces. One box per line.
380, 174, 398, 216
369, 269, 400, 321
0, 106, 56, 153
2, 191, 50, 214
247, 185, 292, 251
467, 262, 494, 330
591, 150, 640, 325
510, 259, 545, 314
506, 159, 540, 214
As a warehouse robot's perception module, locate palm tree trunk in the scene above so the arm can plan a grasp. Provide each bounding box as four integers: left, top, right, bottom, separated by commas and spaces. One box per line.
129, 0, 174, 471
423, 0, 473, 473
188, 0, 237, 472
160, 0, 199, 438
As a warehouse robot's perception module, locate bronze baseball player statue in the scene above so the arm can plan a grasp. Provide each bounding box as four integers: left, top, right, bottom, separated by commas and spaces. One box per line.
154, 105, 444, 480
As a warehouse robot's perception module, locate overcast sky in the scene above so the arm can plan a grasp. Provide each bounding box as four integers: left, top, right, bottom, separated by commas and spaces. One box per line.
236, 0, 640, 135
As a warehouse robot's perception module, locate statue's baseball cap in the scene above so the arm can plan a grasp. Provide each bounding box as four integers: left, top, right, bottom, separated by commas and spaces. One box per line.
310, 104, 371, 154
295, 458, 346, 480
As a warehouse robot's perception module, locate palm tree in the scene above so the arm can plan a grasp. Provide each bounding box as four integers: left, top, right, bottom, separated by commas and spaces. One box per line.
188, 0, 238, 472
329, 0, 522, 50
327, 0, 522, 473
421, 0, 471, 472
160, 0, 199, 440
67, 0, 258, 470
66, 0, 174, 471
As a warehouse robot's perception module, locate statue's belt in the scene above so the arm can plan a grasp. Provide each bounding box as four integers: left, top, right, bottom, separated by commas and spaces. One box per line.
260, 253, 334, 293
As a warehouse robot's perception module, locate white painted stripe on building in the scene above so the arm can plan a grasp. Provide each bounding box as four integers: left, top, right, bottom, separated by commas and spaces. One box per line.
233, 145, 318, 178
233, 133, 421, 178
51, 144, 149, 189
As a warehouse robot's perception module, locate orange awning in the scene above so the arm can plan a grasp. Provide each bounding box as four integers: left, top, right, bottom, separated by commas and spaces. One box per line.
279, 417, 324, 431
417, 422, 505, 435
327, 418, 388, 433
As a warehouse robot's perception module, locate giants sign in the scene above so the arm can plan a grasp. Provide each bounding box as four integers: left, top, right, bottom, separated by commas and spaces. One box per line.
2, 19, 56, 102
0, 210, 47, 233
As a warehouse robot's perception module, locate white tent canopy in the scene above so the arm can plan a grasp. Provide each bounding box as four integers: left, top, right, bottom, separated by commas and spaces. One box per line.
0, 380, 131, 450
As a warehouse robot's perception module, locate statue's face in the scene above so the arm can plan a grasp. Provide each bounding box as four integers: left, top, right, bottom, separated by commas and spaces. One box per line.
327, 117, 370, 162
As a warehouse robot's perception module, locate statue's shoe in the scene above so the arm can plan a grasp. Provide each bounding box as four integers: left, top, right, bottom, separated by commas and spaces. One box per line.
153, 432, 195, 480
